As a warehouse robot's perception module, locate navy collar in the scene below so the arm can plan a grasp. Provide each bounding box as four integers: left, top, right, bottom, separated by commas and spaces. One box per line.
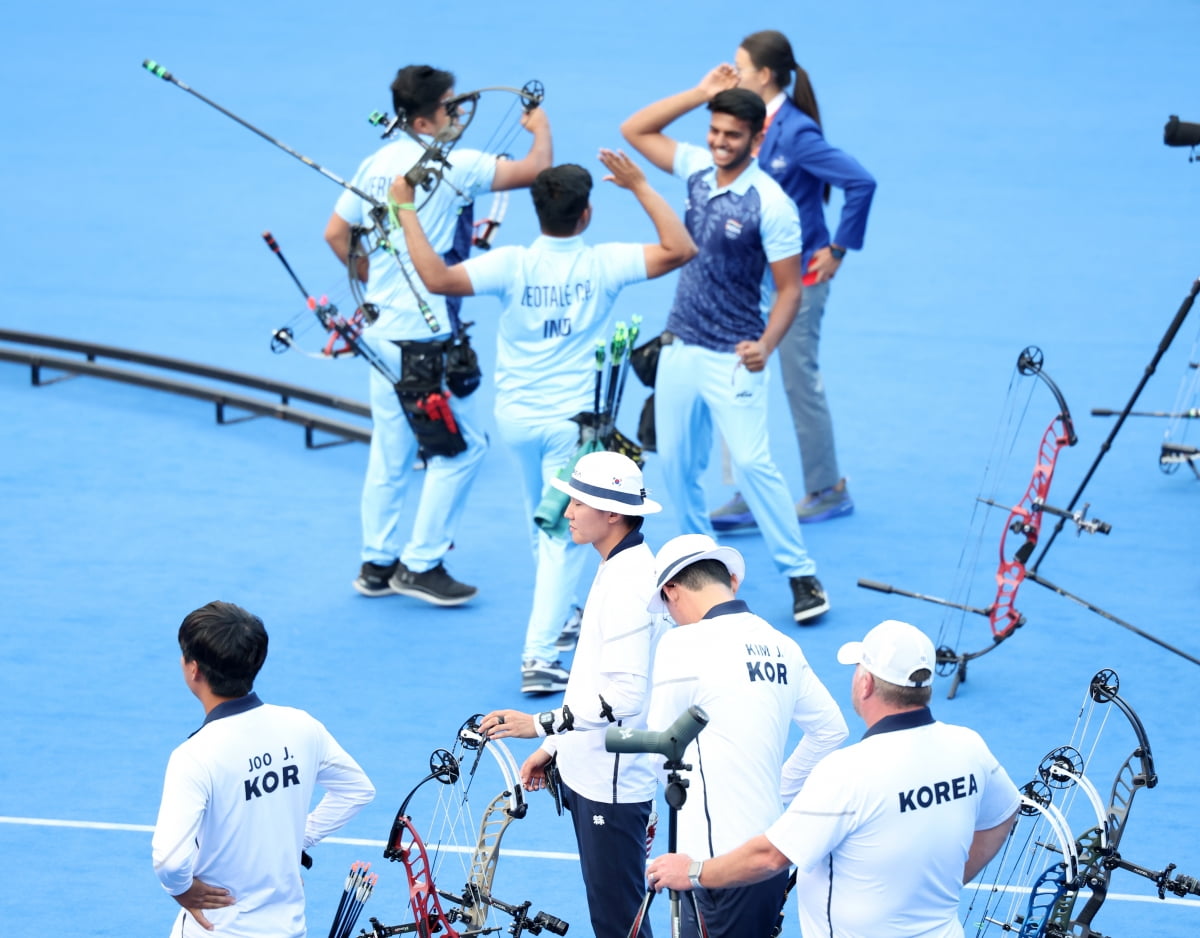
702, 599, 749, 620
190, 691, 264, 738
606, 527, 644, 562
862, 706, 934, 740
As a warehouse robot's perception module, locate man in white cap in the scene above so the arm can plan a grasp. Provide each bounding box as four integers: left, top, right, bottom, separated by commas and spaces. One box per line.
479, 450, 667, 938
644, 619, 1021, 938
642, 533, 848, 938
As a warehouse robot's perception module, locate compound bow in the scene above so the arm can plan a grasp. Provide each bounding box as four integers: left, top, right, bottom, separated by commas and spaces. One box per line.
359, 715, 567, 938
143, 61, 543, 357
859, 347, 1107, 697
968, 670, 1200, 938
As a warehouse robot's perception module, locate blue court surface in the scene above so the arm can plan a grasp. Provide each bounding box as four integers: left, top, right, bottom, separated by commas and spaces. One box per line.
3, 1, 1200, 935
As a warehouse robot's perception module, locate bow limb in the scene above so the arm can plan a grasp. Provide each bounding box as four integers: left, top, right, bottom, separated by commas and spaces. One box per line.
451, 791, 518, 930
967, 781, 1080, 938
990, 348, 1078, 639
1053, 670, 1158, 937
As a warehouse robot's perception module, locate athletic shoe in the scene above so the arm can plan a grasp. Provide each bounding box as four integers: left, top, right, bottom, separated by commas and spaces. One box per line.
555, 605, 584, 651
790, 576, 830, 624
389, 562, 478, 606
522, 658, 570, 694
710, 491, 758, 532
796, 482, 854, 524
353, 561, 398, 597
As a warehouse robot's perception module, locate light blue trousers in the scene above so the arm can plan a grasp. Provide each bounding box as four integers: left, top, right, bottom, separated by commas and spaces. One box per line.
655, 341, 816, 578
360, 336, 489, 573
495, 414, 589, 662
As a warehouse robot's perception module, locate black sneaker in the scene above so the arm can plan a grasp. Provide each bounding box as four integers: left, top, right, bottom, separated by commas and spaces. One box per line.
389, 562, 478, 607
353, 561, 398, 597
555, 605, 584, 651
790, 576, 830, 624
521, 658, 570, 694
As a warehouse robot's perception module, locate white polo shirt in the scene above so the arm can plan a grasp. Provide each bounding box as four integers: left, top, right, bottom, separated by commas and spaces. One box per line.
766, 709, 1021, 938
541, 534, 667, 803
334, 138, 497, 340
152, 695, 375, 938
462, 234, 647, 423
647, 601, 848, 858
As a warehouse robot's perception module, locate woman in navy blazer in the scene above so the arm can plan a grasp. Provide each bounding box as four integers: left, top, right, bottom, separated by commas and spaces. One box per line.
712, 30, 876, 530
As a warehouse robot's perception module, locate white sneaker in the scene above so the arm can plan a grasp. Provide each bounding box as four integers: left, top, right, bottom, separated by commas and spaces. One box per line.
521, 659, 569, 694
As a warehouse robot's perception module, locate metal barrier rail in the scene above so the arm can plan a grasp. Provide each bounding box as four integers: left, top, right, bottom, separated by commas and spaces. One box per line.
0, 331, 371, 449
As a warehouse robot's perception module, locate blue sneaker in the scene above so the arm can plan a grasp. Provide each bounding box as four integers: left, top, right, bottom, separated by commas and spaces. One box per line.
710, 491, 757, 531
796, 482, 854, 524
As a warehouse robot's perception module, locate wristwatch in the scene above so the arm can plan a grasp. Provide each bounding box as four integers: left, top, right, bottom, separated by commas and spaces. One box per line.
538, 711, 557, 737
829, 244, 847, 260
688, 860, 705, 889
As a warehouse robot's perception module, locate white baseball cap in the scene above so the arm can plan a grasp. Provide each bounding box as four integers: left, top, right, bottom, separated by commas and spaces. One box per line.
550, 451, 662, 516
837, 620, 936, 687
647, 534, 746, 613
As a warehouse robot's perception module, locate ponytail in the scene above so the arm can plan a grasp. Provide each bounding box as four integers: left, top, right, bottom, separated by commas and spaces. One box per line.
740, 31, 831, 202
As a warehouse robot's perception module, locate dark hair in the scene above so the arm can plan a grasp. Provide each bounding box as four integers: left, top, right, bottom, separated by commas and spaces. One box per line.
391, 65, 456, 121
667, 558, 733, 592
739, 31, 830, 203
708, 88, 766, 137
872, 672, 933, 709
531, 164, 593, 236
178, 601, 268, 698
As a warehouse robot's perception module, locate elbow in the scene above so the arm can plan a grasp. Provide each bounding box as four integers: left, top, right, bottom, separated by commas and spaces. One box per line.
670, 242, 699, 269
619, 118, 638, 146
423, 273, 457, 296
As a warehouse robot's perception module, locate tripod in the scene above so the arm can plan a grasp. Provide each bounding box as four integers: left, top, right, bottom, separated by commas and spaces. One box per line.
606, 706, 710, 938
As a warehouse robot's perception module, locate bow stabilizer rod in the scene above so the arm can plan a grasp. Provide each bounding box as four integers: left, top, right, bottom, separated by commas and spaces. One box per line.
142, 59, 380, 207
1032, 276, 1200, 570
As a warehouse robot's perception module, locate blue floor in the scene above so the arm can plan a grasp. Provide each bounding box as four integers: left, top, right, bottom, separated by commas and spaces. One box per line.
3, 1, 1200, 935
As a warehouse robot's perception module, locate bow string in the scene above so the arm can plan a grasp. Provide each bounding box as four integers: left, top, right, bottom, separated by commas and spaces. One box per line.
367, 715, 567, 938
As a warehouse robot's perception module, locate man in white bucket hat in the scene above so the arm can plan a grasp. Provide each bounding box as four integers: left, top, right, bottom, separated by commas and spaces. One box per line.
644, 619, 1020, 938
642, 533, 848, 938
480, 450, 667, 938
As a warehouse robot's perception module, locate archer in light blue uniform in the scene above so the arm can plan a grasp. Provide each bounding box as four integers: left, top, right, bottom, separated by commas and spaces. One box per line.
623, 80, 830, 624
390, 150, 696, 691
324, 64, 551, 605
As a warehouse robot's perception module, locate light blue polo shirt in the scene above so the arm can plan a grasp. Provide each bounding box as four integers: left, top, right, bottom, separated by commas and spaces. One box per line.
462, 234, 646, 423
334, 138, 496, 341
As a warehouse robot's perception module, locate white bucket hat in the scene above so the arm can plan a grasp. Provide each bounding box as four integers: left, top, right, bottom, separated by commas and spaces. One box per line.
550, 451, 662, 516
647, 533, 746, 613
837, 620, 936, 687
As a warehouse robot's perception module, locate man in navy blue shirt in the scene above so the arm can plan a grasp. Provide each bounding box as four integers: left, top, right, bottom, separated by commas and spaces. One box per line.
712, 32, 876, 530
622, 77, 828, 623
